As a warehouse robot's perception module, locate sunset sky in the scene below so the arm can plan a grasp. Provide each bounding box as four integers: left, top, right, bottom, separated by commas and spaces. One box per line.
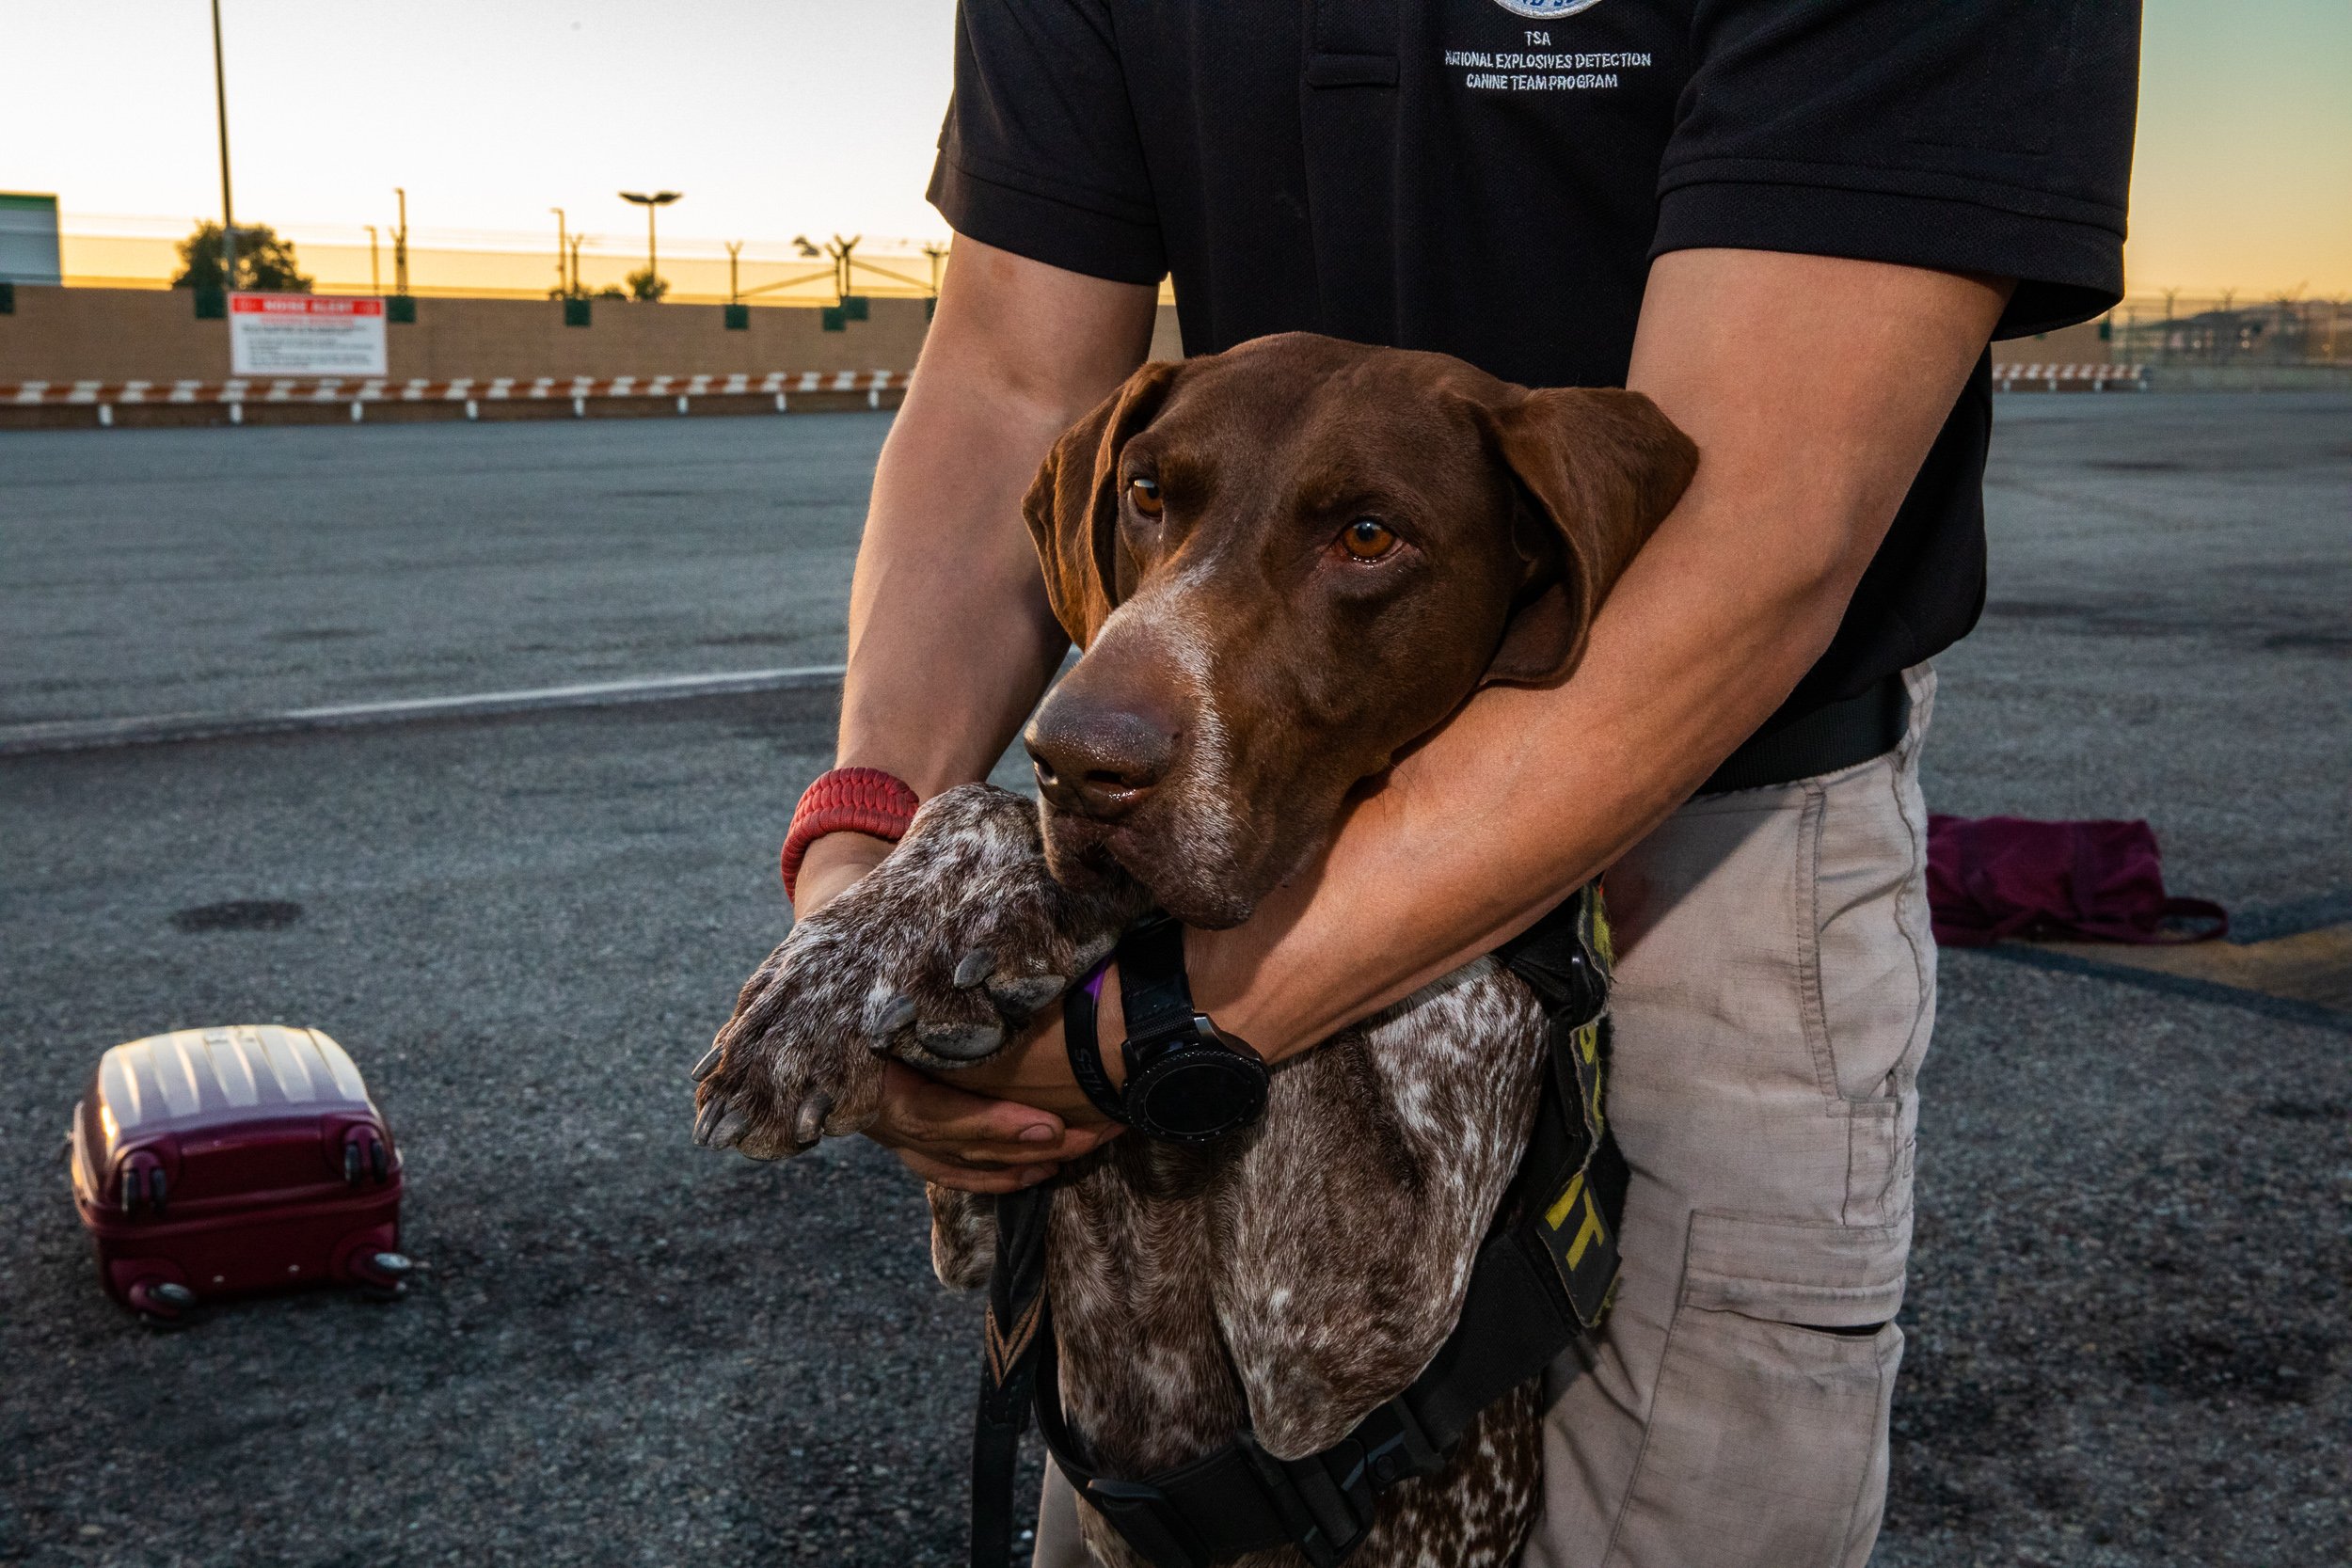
4, 0, 2346, 297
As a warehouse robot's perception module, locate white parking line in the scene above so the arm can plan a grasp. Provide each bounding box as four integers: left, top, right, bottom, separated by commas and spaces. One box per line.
0, 665, 850, 756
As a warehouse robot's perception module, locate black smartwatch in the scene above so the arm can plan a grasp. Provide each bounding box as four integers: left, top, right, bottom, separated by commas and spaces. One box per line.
1064, 914, 1269, 1144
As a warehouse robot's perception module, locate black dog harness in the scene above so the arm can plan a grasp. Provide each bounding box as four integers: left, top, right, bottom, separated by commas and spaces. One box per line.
970, 886, 1626, 1568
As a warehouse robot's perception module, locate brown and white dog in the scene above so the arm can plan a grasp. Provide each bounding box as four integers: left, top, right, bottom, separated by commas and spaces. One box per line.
695, 333, 1695, 1567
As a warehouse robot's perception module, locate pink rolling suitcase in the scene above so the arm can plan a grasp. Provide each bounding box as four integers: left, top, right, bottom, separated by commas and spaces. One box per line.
69, 1024, 411, 1323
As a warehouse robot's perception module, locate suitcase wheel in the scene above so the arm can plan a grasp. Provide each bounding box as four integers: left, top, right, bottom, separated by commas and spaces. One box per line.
353, 1250, 413, 1302
127, 1278, 198, 1326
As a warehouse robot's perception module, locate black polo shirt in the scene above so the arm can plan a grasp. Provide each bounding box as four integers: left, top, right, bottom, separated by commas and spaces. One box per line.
929, 0, 2139, 720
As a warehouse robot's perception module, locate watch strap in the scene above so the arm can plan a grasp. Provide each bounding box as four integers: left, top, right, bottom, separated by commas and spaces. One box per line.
1114, 914, 1197, 1050
1062, 962, 1130, 1126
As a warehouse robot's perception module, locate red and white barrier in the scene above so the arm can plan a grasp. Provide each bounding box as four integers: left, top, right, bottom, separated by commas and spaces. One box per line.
1, 370, 911, 423
1991, 363, 2148, 392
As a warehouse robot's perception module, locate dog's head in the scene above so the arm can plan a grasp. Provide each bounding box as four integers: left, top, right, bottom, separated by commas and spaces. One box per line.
1022, 332, 1696, 928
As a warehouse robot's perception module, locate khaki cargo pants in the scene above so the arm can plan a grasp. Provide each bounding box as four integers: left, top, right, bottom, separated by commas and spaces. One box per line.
1036, 666, 1938, 1568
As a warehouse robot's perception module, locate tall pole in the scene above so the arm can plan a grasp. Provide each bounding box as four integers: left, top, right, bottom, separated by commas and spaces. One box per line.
827, 234, 860, 303
364, 224, 380, 294
726, 240, 741, 304
210, 0, 237, 292
393, 187, 409, 295
551, 208, 567, 295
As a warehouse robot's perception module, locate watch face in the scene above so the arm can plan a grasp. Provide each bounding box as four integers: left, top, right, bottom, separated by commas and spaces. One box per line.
1130, 1046, 1268, 1143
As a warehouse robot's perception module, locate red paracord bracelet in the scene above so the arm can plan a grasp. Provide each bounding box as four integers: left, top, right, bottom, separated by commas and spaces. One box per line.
780, 767, 921, 902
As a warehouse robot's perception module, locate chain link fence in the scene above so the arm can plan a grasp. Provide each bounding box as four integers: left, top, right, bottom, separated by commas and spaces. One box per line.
2107, 293, 2351, 367
55, 214, 948, 307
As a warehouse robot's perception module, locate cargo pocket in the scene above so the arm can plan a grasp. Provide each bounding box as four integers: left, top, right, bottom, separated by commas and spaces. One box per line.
1604, 1211, 1908, 1568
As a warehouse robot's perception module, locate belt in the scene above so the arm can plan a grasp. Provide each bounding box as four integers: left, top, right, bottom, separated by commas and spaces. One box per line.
1699, 673, 1910, 796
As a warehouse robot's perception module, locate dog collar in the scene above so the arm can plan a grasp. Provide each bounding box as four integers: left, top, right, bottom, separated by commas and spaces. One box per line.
1064, 915, 1268, 1144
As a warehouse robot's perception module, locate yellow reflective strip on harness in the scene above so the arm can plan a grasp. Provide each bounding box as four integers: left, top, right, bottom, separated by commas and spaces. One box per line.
1542, 1170, 1610, 1271
1543, 1170, 1584, 1233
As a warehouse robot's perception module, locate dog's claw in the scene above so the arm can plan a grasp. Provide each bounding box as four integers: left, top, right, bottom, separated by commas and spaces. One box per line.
918, 1021, 1006, 1062
708, 1104, 752, 1150
794, 1092, 834, 1148
989, 973, 1067, 1018
952, 948, 994, 989
692, 1095, 730, 1147
689, 1042, 723, 1082
866, 991, 918, 1038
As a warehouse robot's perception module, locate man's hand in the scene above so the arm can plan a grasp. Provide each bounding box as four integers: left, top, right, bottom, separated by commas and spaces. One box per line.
862, 1061, 1118, 1194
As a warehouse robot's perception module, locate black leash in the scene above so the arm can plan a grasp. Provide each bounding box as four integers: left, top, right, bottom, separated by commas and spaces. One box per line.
968, 887, 1623, 1568
971, 1180, 1055, 1568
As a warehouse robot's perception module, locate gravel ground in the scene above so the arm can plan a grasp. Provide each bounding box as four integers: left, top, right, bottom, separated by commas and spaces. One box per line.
1, 395, 2344, 1567
2, 691, 1005, 1568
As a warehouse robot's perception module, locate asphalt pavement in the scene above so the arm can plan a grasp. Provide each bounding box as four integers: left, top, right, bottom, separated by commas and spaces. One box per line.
0, 416, 882, 726
1, 396, 2345, 1568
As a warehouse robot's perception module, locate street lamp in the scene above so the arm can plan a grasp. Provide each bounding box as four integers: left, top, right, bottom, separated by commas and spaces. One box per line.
209, 0, 237, 291
392, 186, 409, 296
550, 207, 567, 296
618, 190, 681, 295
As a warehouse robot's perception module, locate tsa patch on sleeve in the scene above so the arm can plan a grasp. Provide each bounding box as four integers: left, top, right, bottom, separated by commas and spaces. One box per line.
1492, 0, 1608, 17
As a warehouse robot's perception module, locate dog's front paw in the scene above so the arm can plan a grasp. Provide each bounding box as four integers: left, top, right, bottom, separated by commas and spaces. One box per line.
837, 784, 1146, 1070
691, 928, 890, 1160
690, 784, 1141, 1157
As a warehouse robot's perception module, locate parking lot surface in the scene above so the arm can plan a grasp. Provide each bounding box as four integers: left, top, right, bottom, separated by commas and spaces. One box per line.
2, 396, 2345, 1567
0, 416, 882, 727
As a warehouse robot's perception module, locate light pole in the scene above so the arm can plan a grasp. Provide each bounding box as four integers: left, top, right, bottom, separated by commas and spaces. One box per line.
826, 233, 861, 302
392, 187, 409, 296
551, 207, 567, 296
726, 240, 742, 305
618, 191, 680, 296
210, 0, 237, 291
364, 224, 380, 294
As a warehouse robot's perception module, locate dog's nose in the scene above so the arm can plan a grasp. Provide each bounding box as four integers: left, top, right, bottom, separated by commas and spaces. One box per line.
1025, 705, 1176, 821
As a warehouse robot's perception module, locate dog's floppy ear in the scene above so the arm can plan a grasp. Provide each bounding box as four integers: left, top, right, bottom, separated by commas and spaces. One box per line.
1478, 387, 1698, 687
1022, 360, 1184, 647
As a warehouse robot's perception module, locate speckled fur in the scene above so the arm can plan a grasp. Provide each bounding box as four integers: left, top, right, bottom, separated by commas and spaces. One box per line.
699, 785, 1148, 1162
717, 786, 1558, 1568
699, 340, 1694, 1566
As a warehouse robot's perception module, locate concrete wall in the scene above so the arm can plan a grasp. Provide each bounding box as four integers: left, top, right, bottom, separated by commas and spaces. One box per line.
1992, 317, 2110, 367
16, 289, 2152, 386
0, 286, 933, 384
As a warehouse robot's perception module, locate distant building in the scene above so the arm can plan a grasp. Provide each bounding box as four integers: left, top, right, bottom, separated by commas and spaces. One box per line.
0, 193, 62, 285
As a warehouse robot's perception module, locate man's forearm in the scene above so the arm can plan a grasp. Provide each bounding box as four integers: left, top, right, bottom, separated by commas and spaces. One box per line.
833, 382, 1076, 798
835, 241, 1157, 795
795, 241, 1158, 911
1180, 251, 2010, 1058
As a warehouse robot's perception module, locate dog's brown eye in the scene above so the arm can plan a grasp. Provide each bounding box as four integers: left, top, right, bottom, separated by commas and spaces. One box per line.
1128, 477, 1164, 516
1341, 518, 1397, 560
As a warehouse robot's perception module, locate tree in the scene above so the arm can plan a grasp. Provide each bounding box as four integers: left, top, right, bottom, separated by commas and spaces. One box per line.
626, 265, 669, 302
172, 221, 312, 293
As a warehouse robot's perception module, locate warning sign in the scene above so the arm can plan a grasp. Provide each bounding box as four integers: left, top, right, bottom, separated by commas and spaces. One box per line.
228, 293, 389, 376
